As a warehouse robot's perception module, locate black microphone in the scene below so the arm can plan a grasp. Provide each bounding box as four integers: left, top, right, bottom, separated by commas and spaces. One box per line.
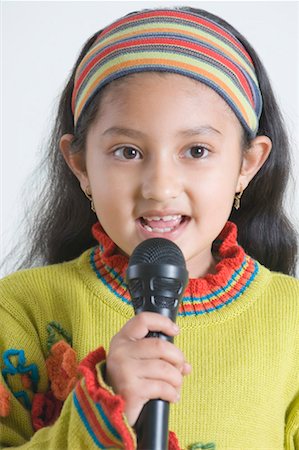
126, 238, 188, 450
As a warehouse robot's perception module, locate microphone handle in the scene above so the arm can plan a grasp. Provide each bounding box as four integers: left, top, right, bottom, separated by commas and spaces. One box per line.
135, 332, 172, 450
135, 399, 169, 450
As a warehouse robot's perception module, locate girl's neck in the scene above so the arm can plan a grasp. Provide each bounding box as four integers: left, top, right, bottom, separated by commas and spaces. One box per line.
186, 251, 217, 278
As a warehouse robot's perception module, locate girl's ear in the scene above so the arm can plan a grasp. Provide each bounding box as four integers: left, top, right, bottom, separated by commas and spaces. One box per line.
237, 135, 272, 191
59, 134, 90, 191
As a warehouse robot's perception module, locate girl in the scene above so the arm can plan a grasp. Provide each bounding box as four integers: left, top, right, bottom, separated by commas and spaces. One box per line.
1, 6, 298, 450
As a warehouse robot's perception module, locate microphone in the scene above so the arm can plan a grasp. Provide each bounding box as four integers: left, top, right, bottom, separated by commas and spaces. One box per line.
126, 238, 188, 450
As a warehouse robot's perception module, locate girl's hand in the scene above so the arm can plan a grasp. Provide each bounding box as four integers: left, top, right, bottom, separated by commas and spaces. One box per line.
105, 312, 191, 426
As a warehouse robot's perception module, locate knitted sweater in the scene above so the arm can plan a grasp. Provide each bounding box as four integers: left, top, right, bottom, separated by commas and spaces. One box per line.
0, 222, 298, 450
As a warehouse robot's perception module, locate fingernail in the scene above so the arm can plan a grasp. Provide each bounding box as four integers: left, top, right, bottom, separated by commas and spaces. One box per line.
184, 363, 192, 372
172, 324, 179, 333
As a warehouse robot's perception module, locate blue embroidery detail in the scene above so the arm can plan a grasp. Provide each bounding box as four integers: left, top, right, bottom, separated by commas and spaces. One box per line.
14, 390, 31, 410
1, 349, 39, 409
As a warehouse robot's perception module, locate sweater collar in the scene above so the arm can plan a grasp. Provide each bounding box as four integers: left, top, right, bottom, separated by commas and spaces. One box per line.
90, 222, 259, 316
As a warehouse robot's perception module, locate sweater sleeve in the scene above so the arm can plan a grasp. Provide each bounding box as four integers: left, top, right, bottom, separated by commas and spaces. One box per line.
0, 345, 136, 449
0, 288, 137, 449
285, 391, 299, 450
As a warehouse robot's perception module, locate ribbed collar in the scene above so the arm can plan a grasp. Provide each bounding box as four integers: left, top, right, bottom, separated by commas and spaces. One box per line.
90, 222, 259, 316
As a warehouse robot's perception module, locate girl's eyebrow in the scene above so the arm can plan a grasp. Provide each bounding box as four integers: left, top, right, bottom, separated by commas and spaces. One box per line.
102, 125, 221, 138
179, 126, 222, 136
102, 127, 145, 138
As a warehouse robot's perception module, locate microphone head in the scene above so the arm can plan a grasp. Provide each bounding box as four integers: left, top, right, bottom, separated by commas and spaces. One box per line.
129, 237, 186, 266
126, 238, 188, 319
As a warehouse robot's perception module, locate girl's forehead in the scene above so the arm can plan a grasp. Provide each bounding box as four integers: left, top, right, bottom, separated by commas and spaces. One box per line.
93, 72, 241, 136
100, 73, 234, 112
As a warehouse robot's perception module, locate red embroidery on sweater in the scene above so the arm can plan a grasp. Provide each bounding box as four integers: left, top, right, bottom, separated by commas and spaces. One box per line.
168, 430, 181, 449
0, 382, 11, 417
21, 374, 32, 390
78, 348, 136, 449
46, 340, 78, 401
46, 321, 72, 352
31, 391, 63, 430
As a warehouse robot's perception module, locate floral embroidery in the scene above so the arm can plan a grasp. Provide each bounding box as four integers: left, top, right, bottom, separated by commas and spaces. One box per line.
31, 391, 63, 431
0, 382, 11, 417
168, 431, 181, 450
1, 349, 39, 410
46, 340, 78, 401
21, 374, 32, 390
30, 324, 75, 430
46, 321, 72, 352
189, 443, 216, 450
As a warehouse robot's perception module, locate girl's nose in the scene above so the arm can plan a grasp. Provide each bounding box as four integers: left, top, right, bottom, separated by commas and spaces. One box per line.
141, 157, 183, 202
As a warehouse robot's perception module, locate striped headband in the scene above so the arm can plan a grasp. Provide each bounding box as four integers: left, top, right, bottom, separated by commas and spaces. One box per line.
72, 9, 262, 136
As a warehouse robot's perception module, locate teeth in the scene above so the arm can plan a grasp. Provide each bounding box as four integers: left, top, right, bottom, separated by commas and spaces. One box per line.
153, 227, 172, 233
162, 215, 178, 222
144, 225, 153, 232
141, 214, 184, 233
148, 216, 161, 221
143, 215, 181, 221
144, 225, 174, 233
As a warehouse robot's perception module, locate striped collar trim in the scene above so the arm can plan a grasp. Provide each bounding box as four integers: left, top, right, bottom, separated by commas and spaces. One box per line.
90, 222, 259, 316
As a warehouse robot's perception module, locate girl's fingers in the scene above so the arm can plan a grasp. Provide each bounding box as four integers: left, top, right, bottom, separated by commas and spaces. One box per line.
182, 362, 192, 375
108, 313, 188, 373
119, 312, 179, 341
128, 358, 184, 388
106, 311, 192, 426
124, 378, 180, 426
126, 337, 186, 369
123, 376, 180, 425
115, 359, 183, 406
142, 378, 180, 404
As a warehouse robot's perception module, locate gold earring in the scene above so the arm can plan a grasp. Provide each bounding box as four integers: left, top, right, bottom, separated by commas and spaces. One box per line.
234, 186, 244, 210
84, 187, 96, 212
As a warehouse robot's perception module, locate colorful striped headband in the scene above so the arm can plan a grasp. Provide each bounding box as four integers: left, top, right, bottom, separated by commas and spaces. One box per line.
72, 9, 262, 136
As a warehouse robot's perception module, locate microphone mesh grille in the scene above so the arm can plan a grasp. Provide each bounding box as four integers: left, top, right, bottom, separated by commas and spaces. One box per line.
129, 238, 185, 267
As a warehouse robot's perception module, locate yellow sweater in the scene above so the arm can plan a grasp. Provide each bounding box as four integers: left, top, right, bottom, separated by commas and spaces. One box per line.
0, 222, 298, 449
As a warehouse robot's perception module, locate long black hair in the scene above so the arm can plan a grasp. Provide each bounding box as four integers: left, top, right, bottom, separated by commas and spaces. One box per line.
6, 6, 298, 276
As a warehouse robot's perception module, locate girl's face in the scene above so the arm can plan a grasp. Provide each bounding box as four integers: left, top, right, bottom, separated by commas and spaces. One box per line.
64, 73, 270, 277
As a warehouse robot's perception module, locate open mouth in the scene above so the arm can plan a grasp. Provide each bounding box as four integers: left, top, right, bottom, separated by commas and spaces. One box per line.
138, 214, 188, 234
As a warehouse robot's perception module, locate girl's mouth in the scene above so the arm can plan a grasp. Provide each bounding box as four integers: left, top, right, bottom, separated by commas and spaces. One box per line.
137, 214, 189, 235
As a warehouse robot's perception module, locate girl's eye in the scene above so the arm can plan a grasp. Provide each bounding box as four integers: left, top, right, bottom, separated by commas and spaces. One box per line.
185, 145, 209, 159
113, 146, 142, 160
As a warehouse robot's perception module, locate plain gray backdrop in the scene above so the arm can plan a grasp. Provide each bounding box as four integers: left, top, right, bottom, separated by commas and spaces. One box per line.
1, 1, 299, 276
